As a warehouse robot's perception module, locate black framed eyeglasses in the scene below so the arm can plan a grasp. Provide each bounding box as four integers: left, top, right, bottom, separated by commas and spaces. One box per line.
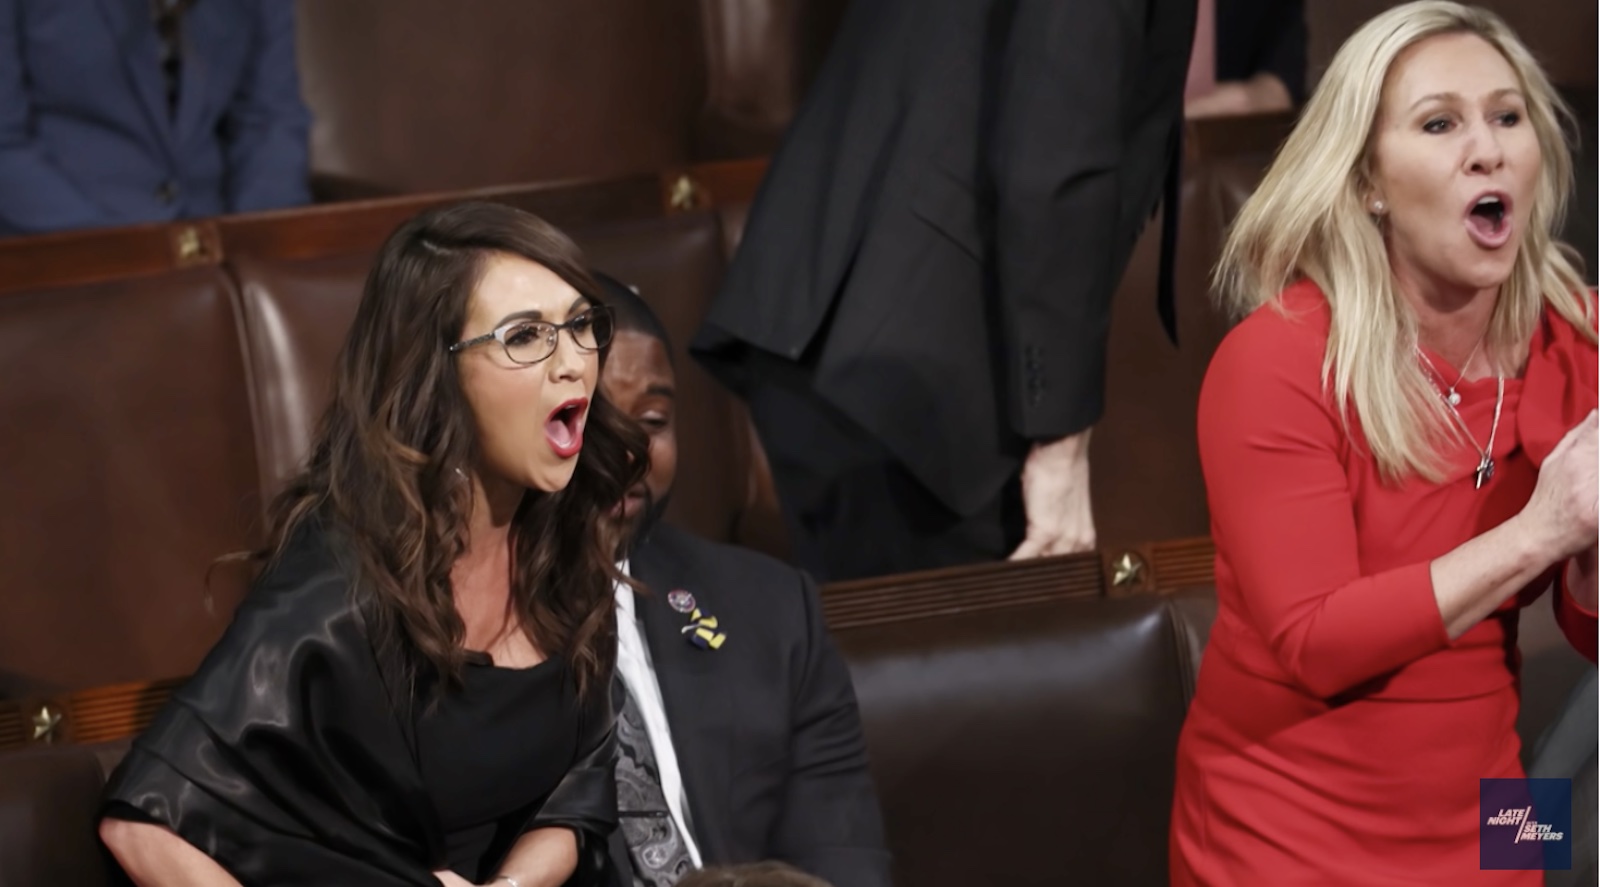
448, 305, 615, 365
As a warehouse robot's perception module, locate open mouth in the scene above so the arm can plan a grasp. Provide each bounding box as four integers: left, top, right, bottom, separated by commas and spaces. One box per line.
1465, 192, 1512, 248
545, 397, 588, 458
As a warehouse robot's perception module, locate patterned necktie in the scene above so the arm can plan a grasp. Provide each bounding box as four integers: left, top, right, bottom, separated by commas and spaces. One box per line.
613, 680, 695, 887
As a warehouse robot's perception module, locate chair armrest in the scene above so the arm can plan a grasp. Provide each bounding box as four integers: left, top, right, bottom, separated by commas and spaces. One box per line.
0, 741, 129, 887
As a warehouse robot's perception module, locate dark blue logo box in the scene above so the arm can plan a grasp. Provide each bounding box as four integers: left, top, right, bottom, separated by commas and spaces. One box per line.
1480, 778, 1572, 871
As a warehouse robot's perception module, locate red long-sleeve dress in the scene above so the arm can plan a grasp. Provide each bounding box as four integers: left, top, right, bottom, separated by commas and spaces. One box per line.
1170, 281, 1598, 886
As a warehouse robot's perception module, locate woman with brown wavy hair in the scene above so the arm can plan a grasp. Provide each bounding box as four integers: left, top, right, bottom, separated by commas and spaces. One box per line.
97, 201, 648, 887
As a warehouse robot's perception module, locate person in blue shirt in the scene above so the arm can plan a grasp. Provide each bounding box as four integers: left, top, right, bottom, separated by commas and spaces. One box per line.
0, 0, 311, 237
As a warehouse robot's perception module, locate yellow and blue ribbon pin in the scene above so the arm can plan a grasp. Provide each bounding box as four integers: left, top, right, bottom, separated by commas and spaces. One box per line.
679, 605, 726, 651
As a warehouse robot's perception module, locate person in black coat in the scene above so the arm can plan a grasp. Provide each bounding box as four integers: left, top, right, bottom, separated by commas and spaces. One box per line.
692, 0, 1197, 581
597, 275, 891, 887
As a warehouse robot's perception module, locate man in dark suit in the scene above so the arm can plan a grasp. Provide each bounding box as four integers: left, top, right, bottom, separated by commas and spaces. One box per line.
0, 0, 311, 237
596, 275, 891, 887
692, 0, 1196, 581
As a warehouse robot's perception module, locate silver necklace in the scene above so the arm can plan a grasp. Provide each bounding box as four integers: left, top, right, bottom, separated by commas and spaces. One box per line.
1430, 335, 1484, 406
1416, 345, 1504, 489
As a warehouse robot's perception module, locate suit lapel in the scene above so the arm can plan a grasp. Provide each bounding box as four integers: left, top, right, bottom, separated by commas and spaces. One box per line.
172, 0, 244, 151
93, 0, 176, 156
629, 532, 735, 864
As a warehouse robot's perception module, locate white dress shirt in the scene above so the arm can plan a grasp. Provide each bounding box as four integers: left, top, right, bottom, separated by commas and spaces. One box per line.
614, 561, 704, 866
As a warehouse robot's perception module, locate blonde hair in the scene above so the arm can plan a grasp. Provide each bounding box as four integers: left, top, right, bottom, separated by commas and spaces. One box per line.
1216, 0, 1594, 481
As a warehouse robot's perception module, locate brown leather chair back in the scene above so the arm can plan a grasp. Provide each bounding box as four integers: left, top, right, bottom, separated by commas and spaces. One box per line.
297, 0, 708, 193
0, 741, 126, 887
295, 1, 853, 195
0, 272, 258, 696
693, 0, 841, 159
232, 252, 374, 497
838, 593, 1195, 887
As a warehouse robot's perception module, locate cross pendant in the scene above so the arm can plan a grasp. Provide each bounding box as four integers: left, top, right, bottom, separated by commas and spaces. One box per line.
1474, 456, 1495, 489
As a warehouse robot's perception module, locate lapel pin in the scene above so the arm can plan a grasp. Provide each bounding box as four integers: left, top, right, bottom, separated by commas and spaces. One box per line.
667, 589, 697, 614
679, 605, 727, 651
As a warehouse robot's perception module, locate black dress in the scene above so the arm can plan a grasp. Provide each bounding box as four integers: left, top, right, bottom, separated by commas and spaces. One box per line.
101, 522, 617, 886
422, 652, 583, 881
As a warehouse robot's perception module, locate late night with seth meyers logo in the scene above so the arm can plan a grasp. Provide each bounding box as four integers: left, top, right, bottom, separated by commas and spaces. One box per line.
1485, 807, 1566, 843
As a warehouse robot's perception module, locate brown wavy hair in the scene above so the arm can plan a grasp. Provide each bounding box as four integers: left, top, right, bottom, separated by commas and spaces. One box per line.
262, 201, 647, 698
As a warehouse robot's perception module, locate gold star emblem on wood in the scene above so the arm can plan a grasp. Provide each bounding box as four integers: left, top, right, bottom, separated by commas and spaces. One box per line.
1111, 552, 1147, 587
668, 174, 704, 211
30, 705, 62, 743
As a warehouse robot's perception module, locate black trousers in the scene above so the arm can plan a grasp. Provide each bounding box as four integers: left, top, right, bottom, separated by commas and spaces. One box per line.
746, 382, 1024, 583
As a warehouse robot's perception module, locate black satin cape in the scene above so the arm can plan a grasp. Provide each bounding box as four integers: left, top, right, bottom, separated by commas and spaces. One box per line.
101, 524, 618, 886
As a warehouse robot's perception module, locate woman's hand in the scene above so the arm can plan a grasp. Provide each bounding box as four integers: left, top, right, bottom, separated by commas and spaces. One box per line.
492, 827, 579, 887
1521, 410, 1599, 563
1434, 411, 1598, 639
433, 871, 476, 887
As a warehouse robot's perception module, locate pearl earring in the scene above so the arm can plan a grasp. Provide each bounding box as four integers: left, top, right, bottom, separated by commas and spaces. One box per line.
1371, 199, 1386, 214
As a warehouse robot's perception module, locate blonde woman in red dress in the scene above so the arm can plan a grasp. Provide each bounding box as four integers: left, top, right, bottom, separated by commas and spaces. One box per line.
1170, 2, 1598, 883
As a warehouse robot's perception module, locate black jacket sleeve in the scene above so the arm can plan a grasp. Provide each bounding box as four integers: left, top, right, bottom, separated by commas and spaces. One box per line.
769, 570, 893, 887
989, 0, 1147, 440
